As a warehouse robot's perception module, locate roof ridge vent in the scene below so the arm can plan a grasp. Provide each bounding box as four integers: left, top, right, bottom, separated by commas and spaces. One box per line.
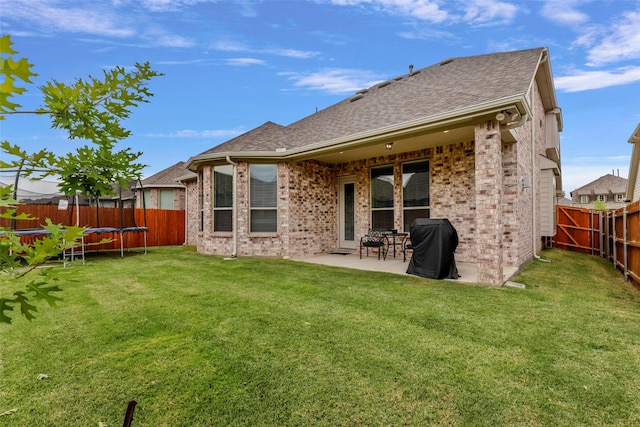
355, 88, 369, 94
377, 80, 392, 88
350, 94, 364, 102
439, 58, 454, 66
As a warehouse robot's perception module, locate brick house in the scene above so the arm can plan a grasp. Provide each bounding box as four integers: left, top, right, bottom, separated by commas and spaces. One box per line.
184, 48, 563, 285
136, 162, 195, 210
570, 173, 628, 209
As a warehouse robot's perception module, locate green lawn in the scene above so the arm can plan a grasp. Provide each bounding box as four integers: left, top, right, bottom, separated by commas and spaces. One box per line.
1, 246, 639, 426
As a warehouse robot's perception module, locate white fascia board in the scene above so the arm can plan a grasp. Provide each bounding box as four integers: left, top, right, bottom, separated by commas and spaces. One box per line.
185, 96, 530, 169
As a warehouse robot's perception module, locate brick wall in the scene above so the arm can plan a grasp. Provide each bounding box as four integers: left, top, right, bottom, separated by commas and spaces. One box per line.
191, 94, 549, 282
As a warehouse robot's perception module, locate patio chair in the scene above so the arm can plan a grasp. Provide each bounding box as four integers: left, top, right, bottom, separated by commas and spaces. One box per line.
359, 229, 389, 260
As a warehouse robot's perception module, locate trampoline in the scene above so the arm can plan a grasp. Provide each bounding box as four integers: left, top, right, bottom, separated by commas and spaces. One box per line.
1, 172, 148, 261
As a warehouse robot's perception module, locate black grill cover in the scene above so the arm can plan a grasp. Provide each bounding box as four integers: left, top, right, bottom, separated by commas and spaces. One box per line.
406, 218, 460, 280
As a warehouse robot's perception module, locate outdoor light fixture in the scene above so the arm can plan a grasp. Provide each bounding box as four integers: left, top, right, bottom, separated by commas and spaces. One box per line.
385, 142, 394, 150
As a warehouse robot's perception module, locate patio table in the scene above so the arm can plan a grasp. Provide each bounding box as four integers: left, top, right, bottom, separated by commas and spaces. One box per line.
384, 231, 408, 259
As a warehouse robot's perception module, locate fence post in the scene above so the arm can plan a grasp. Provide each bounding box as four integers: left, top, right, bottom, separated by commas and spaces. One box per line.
624, 205, 628, 281
598, 211, 609, 259
611, 210, 616, 266
590, 210, 594, 255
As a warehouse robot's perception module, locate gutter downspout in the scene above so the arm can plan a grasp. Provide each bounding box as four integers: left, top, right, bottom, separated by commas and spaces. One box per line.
183, 182, 188, 245
532, 112, 550, 263
226, 156, 238, 258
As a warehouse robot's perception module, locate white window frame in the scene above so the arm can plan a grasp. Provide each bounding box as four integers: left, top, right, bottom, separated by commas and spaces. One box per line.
370, 165, 395, 230
159, 189, 174, 210
249, 164, 278, 233
580, 195, 589, 204
213, 164, 233, 232
401, 160, 430, 232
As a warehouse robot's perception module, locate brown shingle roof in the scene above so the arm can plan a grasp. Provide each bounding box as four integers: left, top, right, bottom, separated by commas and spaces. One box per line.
571, 174, 628, 196
141, 162, 195, 188
195, 48, 546, 158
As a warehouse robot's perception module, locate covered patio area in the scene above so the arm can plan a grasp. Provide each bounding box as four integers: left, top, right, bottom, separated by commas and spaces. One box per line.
294, 252, 519, 285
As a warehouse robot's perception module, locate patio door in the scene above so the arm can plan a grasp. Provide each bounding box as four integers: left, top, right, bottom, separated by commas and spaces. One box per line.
338, 176, 357, 249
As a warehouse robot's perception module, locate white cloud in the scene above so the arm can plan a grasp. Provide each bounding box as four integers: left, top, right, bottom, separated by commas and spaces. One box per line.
143, 129, 245, 138
212, 40, 319, 59
397, 27, 456, 41
540, 0, 589, 26
562, 159, 629, 193
326, 0, 520, 25
224, 58, 267, 66
586, 11, 640, 66
281, 68, 383, 94
211, 40, 249, 52
555, 66, 640, 92
142, 26, 195, 48
326, 0, 449, 23
4, 0, 135, 37
265, 48, 320, 59
139, 0, 218, 13
462, 0, 518, 26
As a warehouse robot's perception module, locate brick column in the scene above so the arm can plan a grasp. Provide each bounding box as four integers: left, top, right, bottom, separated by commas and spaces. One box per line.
474, 120, 503, 285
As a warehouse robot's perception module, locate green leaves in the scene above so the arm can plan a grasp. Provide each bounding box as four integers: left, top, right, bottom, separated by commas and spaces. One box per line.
1, 34, 161, 324
42, 61, 161, 147
0, 34, 38, 117
1, 281, 63, 323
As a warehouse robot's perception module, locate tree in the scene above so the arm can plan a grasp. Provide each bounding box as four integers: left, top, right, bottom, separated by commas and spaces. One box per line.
0, 34, 162, 323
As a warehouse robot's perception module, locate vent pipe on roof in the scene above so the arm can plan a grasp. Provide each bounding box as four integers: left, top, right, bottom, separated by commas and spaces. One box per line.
409, 64, 414, 75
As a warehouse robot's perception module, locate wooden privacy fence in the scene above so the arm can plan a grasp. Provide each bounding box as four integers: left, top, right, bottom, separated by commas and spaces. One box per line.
0, 204, 185, 251
555, 202, 640, 287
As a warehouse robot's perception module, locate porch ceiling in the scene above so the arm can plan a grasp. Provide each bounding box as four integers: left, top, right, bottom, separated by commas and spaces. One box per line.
306, 124, 476, 164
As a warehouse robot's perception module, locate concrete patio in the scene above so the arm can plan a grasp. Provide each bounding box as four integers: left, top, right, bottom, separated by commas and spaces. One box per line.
293, 251, 519, 285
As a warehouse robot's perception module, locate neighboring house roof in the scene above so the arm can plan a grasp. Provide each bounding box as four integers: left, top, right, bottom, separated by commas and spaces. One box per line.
187, 47, 561, 168
557, 197, 574, 206
625, 122, 640, 201
140, 162, 195, 188
570, 174, 628, 197
100, 180, 139, 202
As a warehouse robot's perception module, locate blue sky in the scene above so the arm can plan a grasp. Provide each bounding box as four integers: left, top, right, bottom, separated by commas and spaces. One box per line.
1, 0, 639, 194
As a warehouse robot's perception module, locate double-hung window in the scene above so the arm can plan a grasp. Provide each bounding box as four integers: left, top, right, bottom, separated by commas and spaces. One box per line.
159, 189, 174, 210
371, 165, 394, 230
142, 190, 151, 209
250, 164, 277, 232
402, 161, 430, 231
198, 171, 204, 231
213, 165, 233, 232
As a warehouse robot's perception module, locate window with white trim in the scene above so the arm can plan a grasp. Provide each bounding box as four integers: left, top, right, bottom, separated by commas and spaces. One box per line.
402, 161, 430, 231
371, 165, 394, 230
213, 165, 233, 232
616, 193, 624, 202
580, 195, 589, 204
597, 194, 607, 202
198, 170, 204, 231
142, 190, 151, 209
159, 189, 174, 210
250, 164, 277, 232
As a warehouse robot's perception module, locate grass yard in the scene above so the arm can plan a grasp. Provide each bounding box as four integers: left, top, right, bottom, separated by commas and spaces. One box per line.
1, 246, 640, 426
